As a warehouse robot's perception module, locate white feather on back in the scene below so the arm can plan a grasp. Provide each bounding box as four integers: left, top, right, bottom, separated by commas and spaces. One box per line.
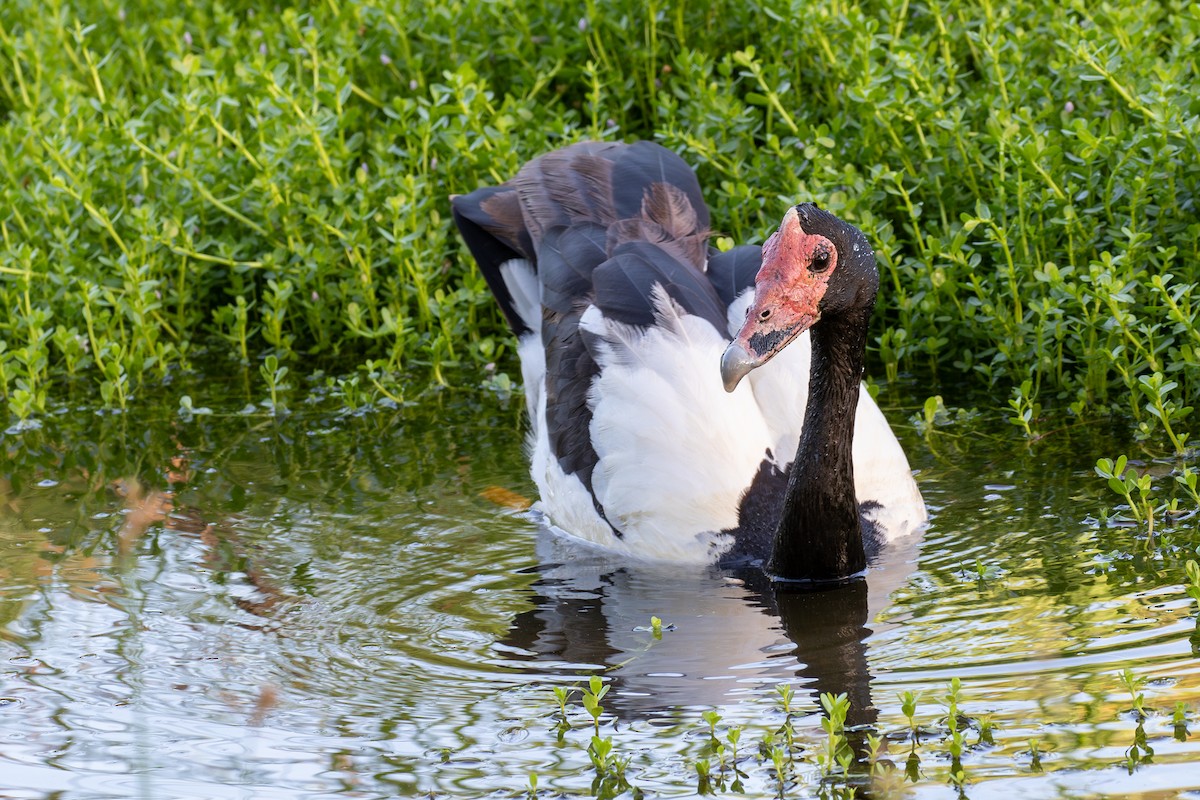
579, 288, 771, 562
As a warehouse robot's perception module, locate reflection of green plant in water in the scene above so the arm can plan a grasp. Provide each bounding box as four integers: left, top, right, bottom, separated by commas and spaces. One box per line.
1125, 721, 1154, 773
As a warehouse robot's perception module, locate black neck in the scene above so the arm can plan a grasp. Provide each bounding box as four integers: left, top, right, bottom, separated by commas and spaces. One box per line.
767, 306, 871, 582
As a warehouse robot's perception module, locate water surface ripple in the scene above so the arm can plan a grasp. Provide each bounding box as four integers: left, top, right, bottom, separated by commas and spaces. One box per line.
2, 382, 1200, 798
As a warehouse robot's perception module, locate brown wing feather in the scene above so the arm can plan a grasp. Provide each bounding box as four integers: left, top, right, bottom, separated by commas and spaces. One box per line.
607, 218, 709, 272
513, 142, 622, 244
641, 182, 699, 242
478, 190, 530, 257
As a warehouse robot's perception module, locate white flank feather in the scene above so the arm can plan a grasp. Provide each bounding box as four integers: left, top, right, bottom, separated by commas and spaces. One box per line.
851, 394, 928, 540
499, 259, 541, 332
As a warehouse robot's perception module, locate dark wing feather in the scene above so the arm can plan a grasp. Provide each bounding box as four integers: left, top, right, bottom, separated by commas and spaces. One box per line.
609, 141, 711, 234
592, 242, 727, 332
705, 244, 763, 310
543, 308, 609, 524
540, 223, 608, 315
513, 142, 621, 244
641, 182, 698, 241
451, 186, 533, 335
453, 141, 732, 538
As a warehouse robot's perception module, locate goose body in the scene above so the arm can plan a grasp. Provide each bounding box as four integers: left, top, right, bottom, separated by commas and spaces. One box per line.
452, 141, 925, 578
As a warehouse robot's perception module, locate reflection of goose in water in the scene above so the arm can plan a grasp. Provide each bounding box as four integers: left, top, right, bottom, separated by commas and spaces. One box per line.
501, 527, 923, 723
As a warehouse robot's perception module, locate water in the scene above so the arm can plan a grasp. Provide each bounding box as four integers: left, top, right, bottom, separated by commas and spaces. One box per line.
2, 375, 1200, 798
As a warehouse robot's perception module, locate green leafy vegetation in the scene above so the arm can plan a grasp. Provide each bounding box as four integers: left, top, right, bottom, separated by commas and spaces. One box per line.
1, 0, 1198, 452
538, 674, 1197, 797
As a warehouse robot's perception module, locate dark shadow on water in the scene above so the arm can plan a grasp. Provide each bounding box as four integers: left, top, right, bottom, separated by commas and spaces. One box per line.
500, 529, 921, 727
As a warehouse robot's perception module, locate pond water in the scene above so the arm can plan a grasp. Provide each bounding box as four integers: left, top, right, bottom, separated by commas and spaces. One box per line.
2, 373, 1200, 799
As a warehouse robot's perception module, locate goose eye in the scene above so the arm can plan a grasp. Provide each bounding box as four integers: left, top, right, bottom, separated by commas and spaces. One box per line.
810, 250, 831, 273
759, 308, 772, 321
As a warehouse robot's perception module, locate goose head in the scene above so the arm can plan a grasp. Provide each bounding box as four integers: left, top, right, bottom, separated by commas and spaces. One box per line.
721, 203, 879, 392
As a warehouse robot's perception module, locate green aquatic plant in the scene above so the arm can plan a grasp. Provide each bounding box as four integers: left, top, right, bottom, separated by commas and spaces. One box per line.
944, 678, 966, 764
976, 713, 996, 746
260, 354, 290, 416
1028, 738, 1044, 773
1120, 668, 1148, 721
864, 732, 886, 777
726, 725, 744, 791
768, 743, 788, 797
1185, 560, 1200, 607
817, 692, 853, 778
581, 675, 609, 736
693, 757, 712, 795
775, 683, 795, 716
702, 708, 721, 740
1007, 379, 1043, 441
553, 686, 573, 724
176, 395, 212, 421
900, 689, 922, 739
1173, 701, 1191, 742
1136, 373, 1192, 456
1095, 456, 1156, 534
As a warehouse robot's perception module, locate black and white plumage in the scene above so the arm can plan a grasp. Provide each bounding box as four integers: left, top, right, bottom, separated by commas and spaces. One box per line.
452, 141, 925, 581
